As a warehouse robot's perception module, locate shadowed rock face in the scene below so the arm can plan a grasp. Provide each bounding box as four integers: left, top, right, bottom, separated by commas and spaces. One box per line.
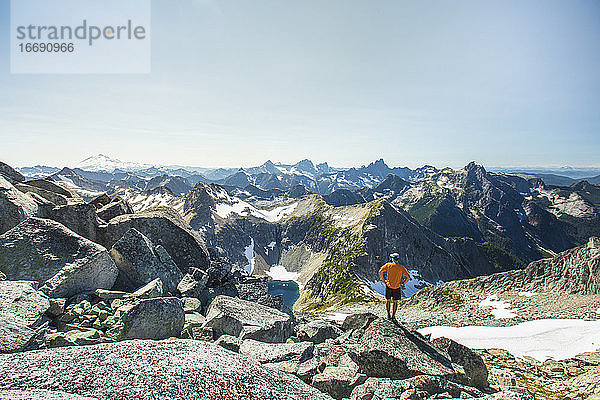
96, 199, 133, 223
107, 297, 185, 341
0, 218, 117, 298
47, 203, 99, 243
100, 207, 210, 274
109, 228, 183, 294
0, 176, 38, 235
0, 162, 25, 184
0, 339, 333, 400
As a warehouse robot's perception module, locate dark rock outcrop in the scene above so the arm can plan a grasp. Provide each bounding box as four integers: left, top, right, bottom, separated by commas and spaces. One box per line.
47, 203, 100, 242
96, 199, 133, 222
109, 228, 182, 294
0, 218, 117, 298
432, 336, 489, 388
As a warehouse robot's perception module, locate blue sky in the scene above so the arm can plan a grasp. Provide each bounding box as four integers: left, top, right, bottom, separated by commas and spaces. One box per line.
0, 0, 599, 169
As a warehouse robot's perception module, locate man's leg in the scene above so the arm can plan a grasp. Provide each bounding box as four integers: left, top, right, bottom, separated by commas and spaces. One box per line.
391, 299, 398, 319
386, 299, 392, 318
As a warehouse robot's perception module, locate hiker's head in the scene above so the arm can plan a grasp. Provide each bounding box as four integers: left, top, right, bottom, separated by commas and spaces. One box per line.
390, 252, 399, 262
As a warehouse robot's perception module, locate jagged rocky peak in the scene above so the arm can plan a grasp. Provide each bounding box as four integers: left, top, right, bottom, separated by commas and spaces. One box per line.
295, 159, 318, 175
464, 161, 487, 175
365, 158, 390, 171
255, 160, 281, 175
316, 162, 332, 174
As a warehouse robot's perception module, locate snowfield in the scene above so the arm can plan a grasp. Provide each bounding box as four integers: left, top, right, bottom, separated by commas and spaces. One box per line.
266, 265, 300, 281
215, 199, 298, 222
419, 319, 600, 362
479, 295, 516, 319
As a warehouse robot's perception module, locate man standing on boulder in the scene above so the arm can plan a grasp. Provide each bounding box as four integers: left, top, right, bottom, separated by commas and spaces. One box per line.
379, 253, 410, 320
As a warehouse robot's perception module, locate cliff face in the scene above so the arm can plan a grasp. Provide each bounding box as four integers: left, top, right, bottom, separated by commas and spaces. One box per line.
518, 236, 600, 295
415, 237, 600, 299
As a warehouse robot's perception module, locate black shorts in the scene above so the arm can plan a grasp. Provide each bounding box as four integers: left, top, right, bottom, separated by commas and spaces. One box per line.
385, 286, 402, 300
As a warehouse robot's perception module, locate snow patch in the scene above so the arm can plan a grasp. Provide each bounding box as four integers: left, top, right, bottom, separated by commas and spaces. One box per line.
244, 238, 255, 275
518, 291, 537, 297
479, 295, 516, 319
419, 319, 600, 362
322, 312, 350, 322
266, 265, 299, 281
215, 199, 297, 222
267, 241, 276, 250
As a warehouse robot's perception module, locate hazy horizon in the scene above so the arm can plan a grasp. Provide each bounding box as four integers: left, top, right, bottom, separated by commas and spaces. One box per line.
1, 0, 599, 169
10, 152, 600, 173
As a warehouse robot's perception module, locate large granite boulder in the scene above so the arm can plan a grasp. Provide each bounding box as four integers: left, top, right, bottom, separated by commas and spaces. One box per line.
23, 178, 74, 199
0, 318, 37, 354
203, 295, 294, 343
100, 207, 210, 273
0, 161, 25, 184
0, 281, 49, 327
346, 318, 455, 380
96, 199, 133, 222
341, 312, 378, 332
47, 203, 100, 242
0, 176, 38, 235
297, 319, 343, 344
239, 339, 314, 365
0, 339, 333, 399
109, 228, 183, 294
107, 297, 184, 340
0, 218, 118, 298
15, 178, 76, 206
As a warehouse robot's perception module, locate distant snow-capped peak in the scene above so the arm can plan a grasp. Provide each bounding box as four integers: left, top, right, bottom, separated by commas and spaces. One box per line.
75, 154, 152, 172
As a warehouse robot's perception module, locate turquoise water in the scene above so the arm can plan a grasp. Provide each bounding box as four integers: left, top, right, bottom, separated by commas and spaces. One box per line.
268, 280, 300, 309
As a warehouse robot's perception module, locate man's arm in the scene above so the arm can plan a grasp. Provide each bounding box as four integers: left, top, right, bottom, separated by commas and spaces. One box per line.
400, 267, 410, 285
379, 265, 386, 282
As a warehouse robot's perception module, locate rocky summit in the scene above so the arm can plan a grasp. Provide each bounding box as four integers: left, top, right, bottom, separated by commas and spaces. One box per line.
1, 158, 599, 399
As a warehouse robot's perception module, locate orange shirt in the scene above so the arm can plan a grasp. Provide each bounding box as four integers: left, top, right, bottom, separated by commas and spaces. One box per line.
379, 262, 410, 289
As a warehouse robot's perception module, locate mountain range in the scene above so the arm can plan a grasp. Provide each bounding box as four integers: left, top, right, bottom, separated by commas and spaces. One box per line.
6, 154, 599, 311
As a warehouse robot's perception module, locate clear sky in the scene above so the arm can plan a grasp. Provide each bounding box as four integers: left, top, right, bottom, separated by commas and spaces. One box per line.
0, 0, 599, 169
